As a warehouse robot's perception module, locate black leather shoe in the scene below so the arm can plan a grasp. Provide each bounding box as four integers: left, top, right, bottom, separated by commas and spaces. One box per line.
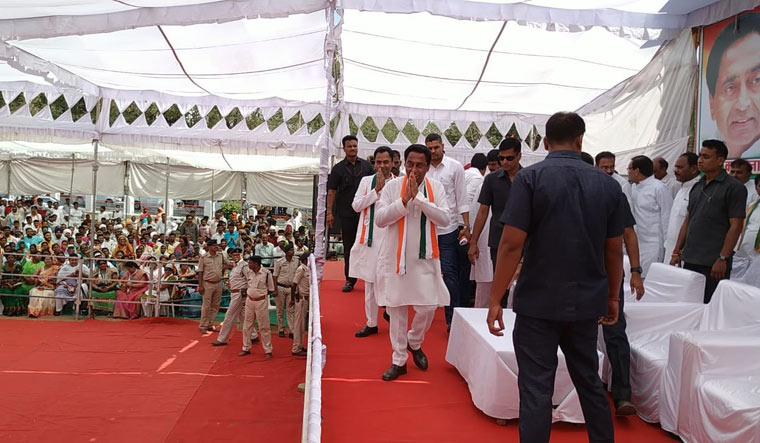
278, 330, 285, 338
382, 364, 407, 381
382, 309, 390, 323
238, 350, 251, 357
615, 400, 637, 416
288, 333, 294, 339
210, 341, 227, 347
291, 350, 307, 357
341, 281, 354, 292
407, 345, 429, 370
251, 337, 260, 344
355, 325, 379, 337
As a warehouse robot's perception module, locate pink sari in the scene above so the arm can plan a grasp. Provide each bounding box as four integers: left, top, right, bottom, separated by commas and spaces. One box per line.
112, 270, 148, 319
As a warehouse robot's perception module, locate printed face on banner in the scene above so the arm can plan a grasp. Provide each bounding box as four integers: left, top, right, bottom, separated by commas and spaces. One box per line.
700, 7, 760, 172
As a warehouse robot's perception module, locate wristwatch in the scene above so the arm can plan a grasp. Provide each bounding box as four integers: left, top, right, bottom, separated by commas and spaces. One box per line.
630, 266, 643, 274
718, 254, 728, 261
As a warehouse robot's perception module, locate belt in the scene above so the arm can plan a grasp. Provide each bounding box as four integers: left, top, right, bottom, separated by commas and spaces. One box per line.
230, 289, 242, 294
204, 280, 221, 284
277, 283, 291, 288
249, 295, 267, 302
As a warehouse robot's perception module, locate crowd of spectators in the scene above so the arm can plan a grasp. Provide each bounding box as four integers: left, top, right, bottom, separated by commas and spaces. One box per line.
0, 197, 313, 319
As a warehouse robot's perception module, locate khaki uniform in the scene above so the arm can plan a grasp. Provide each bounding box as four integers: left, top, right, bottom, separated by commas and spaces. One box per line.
291, 262, 311, 353
217, 259, 248, 343
273, 256, 299, 333
198, 252, 228, 332
242, 266, 275, 353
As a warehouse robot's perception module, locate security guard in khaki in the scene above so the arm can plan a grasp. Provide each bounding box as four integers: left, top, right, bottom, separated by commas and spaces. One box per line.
198, 239, 228, 333
273, 244, 299, 337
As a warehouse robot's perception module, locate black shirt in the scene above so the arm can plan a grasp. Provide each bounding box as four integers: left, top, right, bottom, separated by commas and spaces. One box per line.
500, 150, 626, 321
683, 170, 747, 267
327, 157, 374, 219
478, 168, 517, 249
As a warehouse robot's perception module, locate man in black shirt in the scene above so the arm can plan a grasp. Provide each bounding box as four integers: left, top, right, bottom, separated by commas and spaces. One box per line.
488, 112, 625, 442
327, 135, 374, 292
670, 139, 747, 303
468, 137, 522, 271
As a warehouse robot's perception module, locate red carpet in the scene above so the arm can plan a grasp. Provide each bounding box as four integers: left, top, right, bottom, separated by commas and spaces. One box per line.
0, 316, 304, 442
319, 279, 674, 443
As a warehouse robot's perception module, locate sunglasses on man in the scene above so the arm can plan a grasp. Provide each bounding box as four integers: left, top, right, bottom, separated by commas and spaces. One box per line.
499, 155, 517, 162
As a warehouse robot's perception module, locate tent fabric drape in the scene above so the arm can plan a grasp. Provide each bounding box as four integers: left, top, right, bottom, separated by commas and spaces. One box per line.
8, 158, 124, 196
127, 163, 241, 201
246, 171, 315, 209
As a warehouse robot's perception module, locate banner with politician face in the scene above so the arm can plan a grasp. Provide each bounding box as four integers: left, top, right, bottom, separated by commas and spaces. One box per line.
699, 8, 760, 171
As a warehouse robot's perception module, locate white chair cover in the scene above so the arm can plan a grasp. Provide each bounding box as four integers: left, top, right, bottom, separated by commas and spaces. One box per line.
639, 263, 706, 303
659, 325, 760, 437
625, 302, 706, 422
445, 308, 602, 423
701, 279, 760, 330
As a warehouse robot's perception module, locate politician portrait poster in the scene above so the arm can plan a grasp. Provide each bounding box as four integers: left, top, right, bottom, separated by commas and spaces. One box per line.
699, 7, 760, 167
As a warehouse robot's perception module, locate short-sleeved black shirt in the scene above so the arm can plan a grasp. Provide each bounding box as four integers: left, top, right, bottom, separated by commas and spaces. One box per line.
500, 150, 626, 321
327, 157, 374, 219
477, 168, 517, 249
683, 170, 747, 266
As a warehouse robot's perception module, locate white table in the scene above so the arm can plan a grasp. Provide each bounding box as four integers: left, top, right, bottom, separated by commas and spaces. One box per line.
445, 308, 603, 423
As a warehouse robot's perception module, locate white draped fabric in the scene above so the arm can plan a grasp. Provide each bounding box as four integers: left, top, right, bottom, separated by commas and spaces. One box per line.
246, 171, 315, 209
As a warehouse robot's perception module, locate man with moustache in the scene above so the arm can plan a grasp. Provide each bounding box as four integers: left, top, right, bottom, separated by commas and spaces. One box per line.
351, 146, 396, 338
664, 153, 701, 260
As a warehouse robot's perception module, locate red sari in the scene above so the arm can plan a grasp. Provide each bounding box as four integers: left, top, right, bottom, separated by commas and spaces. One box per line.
112, 270, 148, 319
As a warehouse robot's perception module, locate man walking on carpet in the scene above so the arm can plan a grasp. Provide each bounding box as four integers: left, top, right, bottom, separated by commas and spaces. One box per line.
487, 112, 625, 442
350, 146, 396, 338
374, 144, 450, 381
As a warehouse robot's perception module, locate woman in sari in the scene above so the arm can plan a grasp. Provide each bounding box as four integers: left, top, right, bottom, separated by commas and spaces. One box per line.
0, 253, 25, 316
113, 235, 134, 259
91, 256, 119, 316
173, 236, 195, 261
20, 245, 45, 296
112, 261, 148, 320
28, 255, 59, 317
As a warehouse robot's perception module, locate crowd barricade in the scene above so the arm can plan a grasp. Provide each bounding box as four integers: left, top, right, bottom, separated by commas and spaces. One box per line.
0, 252, 292, 320
302, 253, 323, 443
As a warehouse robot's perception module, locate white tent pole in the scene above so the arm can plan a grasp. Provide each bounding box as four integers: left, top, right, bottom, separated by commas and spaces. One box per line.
211, 170, 215, 206
68, 153, 75, 222
88, 139, 99, 318
312, 1, 338, 283
164, 157, 170, 217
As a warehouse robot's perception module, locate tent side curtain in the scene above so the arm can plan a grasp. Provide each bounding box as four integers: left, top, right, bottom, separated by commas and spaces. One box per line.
127, 163, 241, 201
9, 158, 124, 196
246, 171, 314, 209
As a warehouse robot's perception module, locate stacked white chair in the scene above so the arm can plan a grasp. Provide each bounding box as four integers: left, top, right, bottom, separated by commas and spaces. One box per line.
623, 263, 707, 422
659, 280, 760, 441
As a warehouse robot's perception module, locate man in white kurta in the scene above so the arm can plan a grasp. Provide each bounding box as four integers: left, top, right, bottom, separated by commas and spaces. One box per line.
468, 183, 493, 308
375, 145, 450, 381
732, 177, 760, 287
663, 153, 701, 260
629, 156, 673, 277
350, 147, 395, 337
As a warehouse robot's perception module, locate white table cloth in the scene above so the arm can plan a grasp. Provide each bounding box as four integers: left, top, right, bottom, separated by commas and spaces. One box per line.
445, 308, 602, 423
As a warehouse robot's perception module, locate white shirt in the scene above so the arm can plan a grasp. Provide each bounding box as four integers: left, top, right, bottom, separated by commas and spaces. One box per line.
659, 174, 679, 198
631, 176, 673, 275
612, 173, 632, 205
69, 208, 84, 226
425, 156, 469, 235
461, 168, 484, 225
156, 219, 178, 235
745, 180, 759, 209
663, 175, 701, 259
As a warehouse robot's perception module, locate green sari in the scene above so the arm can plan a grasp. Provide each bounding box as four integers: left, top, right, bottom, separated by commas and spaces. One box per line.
1, 262, 25, 315
20, 259, 45, 294
91, 268, 119, 313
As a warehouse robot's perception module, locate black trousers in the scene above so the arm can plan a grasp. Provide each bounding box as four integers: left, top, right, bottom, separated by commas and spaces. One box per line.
340, 215, 359, 284
514, 314, 614, 443
683, 258, 732, 303
602, 285, 631, 403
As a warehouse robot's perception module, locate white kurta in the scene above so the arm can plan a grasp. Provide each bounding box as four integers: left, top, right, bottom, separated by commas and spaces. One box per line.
348, 173, 393, 283
732, 201, 760, 287
660, 173, 679, 198
663, 175, 701, 260
745, 180, 759, 210
468, 183, 493, 283
631, 176, 673, 277
375, 176, 450, 308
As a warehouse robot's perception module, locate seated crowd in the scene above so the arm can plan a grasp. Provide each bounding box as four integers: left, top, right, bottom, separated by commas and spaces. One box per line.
0, 198, 313, 322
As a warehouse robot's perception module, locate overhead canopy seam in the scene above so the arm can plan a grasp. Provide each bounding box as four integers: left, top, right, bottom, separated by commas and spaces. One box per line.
156, 25, 214, 97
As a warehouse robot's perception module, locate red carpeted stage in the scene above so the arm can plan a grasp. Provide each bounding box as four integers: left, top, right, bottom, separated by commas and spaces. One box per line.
0, 316, 305, 442
318, 275, 675, 443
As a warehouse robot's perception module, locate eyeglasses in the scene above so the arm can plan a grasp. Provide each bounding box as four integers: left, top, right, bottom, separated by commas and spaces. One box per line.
499, 155, 517, 162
